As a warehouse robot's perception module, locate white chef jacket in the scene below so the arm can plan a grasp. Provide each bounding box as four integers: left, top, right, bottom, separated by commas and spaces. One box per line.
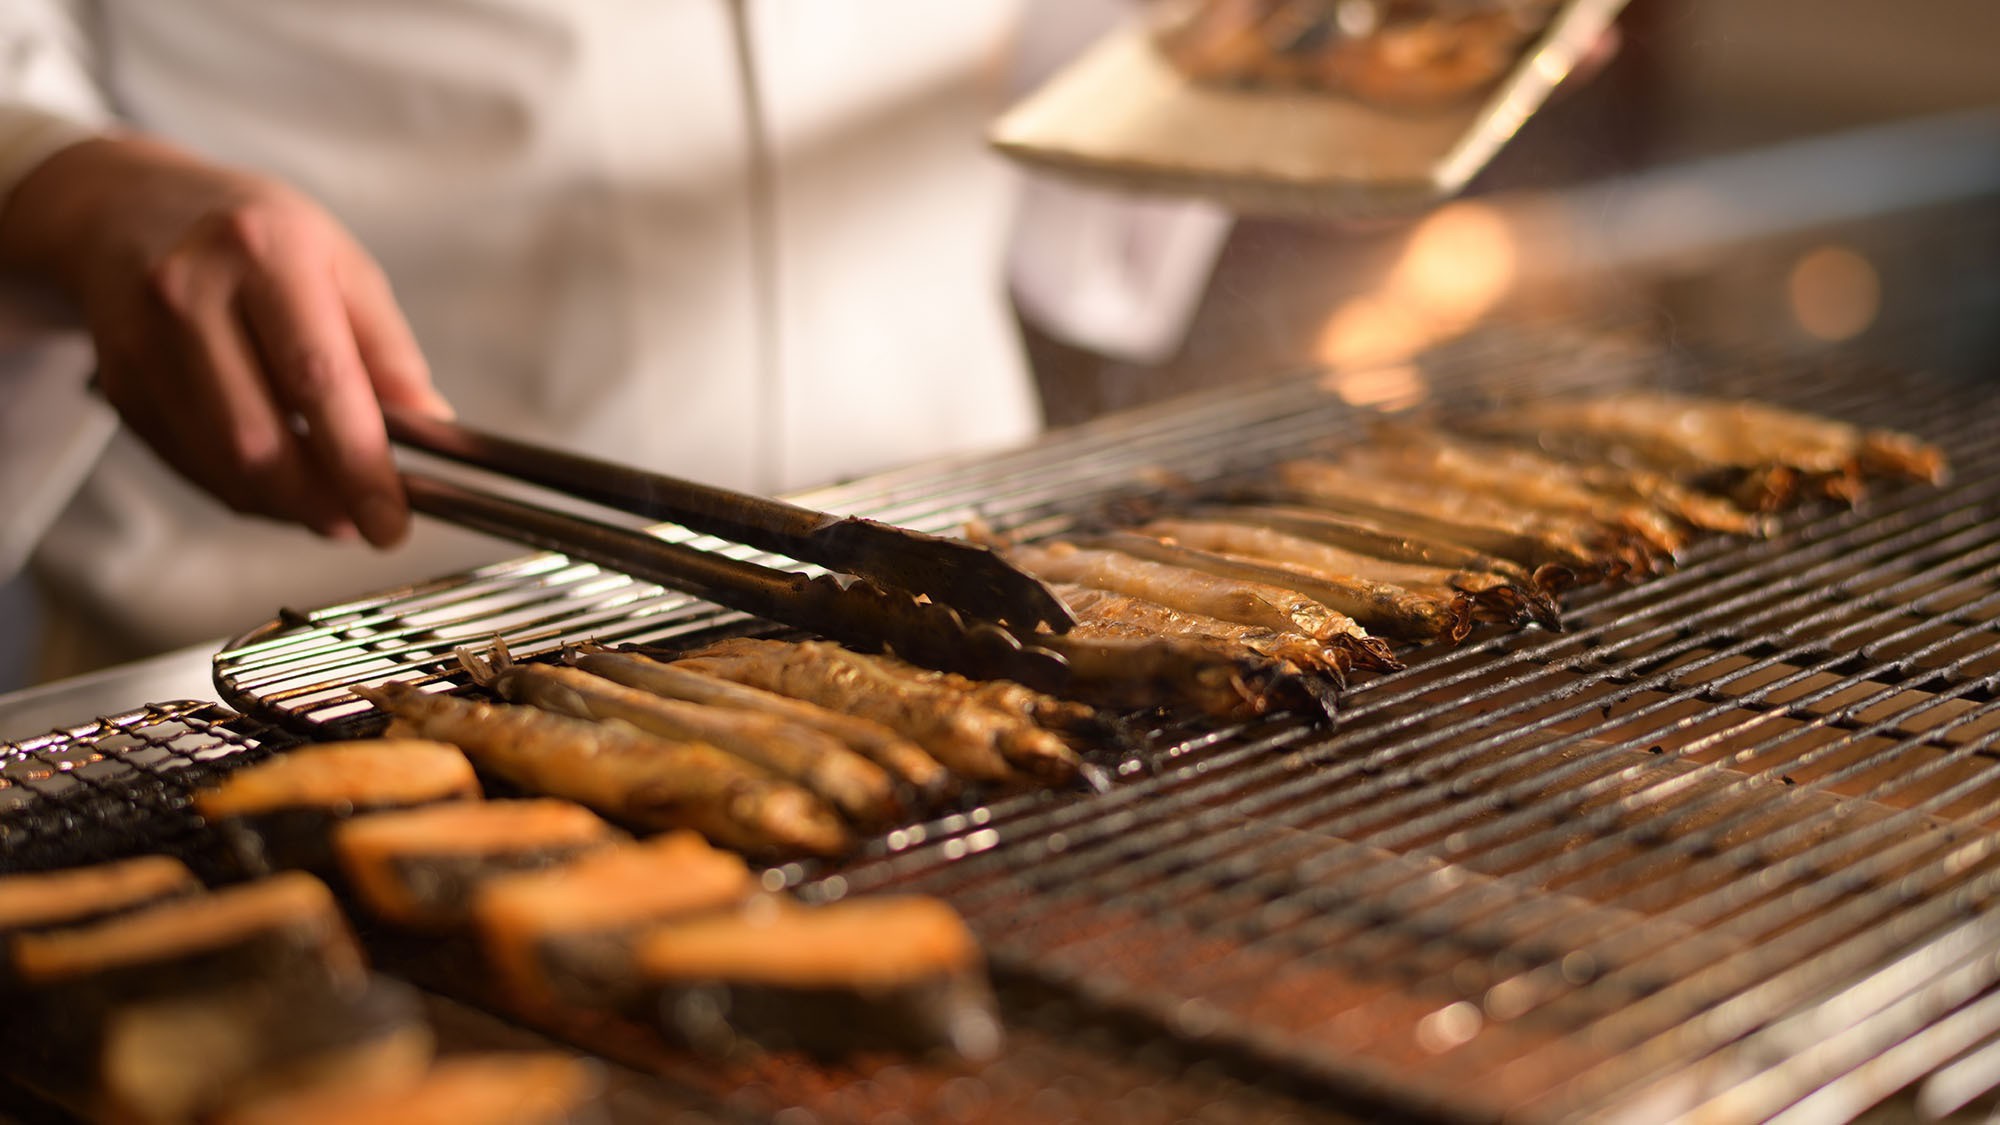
0, 0, 1064, 655
0, 0, 1231, 659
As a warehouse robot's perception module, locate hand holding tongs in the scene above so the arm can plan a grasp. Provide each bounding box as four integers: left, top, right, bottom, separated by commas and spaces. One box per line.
385, 409, 1075, 680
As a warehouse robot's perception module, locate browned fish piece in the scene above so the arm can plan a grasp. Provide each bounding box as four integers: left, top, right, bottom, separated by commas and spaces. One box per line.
1378, 427, 1769, 536
1008, 540, 1383, 649
1269, 460, 1634, 583
1141, 517, 1558, 630
1468, 391, 1947, 510
1054, 582, 1379, 682
460, 643, 899, 828
353, 683, 850, 858
566, 646, 952, 799
1335, 444, 1689, 556
1278, 458, 1662, 571
1080, 532, 1473, 645
1191, 503, 1533, 581
674, 639, 1027, 783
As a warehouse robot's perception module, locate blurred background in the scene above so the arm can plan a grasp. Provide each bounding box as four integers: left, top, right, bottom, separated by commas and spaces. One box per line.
1023, 0, 2000, 426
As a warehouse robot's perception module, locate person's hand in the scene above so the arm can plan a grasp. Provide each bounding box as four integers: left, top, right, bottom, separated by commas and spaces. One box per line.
0, 134, 451, 546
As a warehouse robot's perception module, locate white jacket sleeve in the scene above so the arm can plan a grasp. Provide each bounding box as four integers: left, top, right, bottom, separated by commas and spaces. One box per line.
0, 0, 118, 582
0, 0, 111, 209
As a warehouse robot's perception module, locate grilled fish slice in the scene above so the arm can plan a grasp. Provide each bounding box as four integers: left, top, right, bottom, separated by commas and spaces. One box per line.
353, 683, 851, 858
674, 639, 1041, 783
460, 643, 900, 828
566, 646, 952, 799
1141, 517, 1558, 629
1468, 392, 1947, 509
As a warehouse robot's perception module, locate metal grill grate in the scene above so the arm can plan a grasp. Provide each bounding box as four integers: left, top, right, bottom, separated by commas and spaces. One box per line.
194, 312, 2000, 1119
0, 701, 292, 876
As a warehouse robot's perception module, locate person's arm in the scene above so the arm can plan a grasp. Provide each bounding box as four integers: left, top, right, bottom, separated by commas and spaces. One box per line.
0, 135, 451, 546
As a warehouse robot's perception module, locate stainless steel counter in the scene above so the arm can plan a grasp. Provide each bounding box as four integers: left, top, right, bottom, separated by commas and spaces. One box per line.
0, 642, 219, 743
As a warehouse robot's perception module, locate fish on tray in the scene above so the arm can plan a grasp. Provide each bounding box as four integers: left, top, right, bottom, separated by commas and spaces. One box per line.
354, 684, 852, 858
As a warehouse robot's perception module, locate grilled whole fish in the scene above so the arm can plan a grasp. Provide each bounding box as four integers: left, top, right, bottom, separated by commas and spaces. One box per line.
459, 643, 900, 827
1268, 461, 1630, 584
1007, 541, 1380, 651
1140, 517, 1558, 629
1468, 392, 1948, 510
1276, 458, 1661, 572
1334, 445, 1689, 557
353, 683, 850, 857
676, 639, 1072, 783
1054, 582, 1383, 681
1375, 428, 1769, 537
1086, 532, 1473, 644
1190, 503, 1534, 582
1035, 629, 1337, 720
565, 646, 953, 798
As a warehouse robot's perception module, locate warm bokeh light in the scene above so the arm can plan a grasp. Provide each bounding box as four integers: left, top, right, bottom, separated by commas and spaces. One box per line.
1387, 200, 1519, 329
1787, 244, 1881, 342
1316, 362, 1429, 410
1310, 201, 1518, 403
1313, 295, 1432, 373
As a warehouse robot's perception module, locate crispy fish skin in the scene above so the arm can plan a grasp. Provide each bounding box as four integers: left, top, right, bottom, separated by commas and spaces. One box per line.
1336, 444, 1689, 556
566, 647, 953, 798
1277, 458, 1660, 573
1191, 503, 1533, 581
353, 683, 850, 858
1034, 629, 1330, 719
1055, 583, 1372, 681
1087, 532, 1472, 645
763, 648, 1089, 782
1268, 462, 1623, 583
1469, 392, 1947, 507
1382, 428, 1769, 536
1141, 517, 1558, 629
675, 639, 1023, 783
460, 646, 900, 828
1008, 541, 1375, 647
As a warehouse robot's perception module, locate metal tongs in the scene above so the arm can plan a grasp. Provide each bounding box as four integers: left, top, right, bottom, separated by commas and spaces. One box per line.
385, 409, 1076, 684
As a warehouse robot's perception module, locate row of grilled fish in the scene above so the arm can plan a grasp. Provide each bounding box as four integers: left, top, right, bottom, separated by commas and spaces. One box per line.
355, 391, 1946, 859
360, 637, 1093, 859
989, 391, 1948, 704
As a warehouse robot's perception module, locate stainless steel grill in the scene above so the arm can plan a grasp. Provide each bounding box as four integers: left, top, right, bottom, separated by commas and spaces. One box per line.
195, 318, 2000, 1120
